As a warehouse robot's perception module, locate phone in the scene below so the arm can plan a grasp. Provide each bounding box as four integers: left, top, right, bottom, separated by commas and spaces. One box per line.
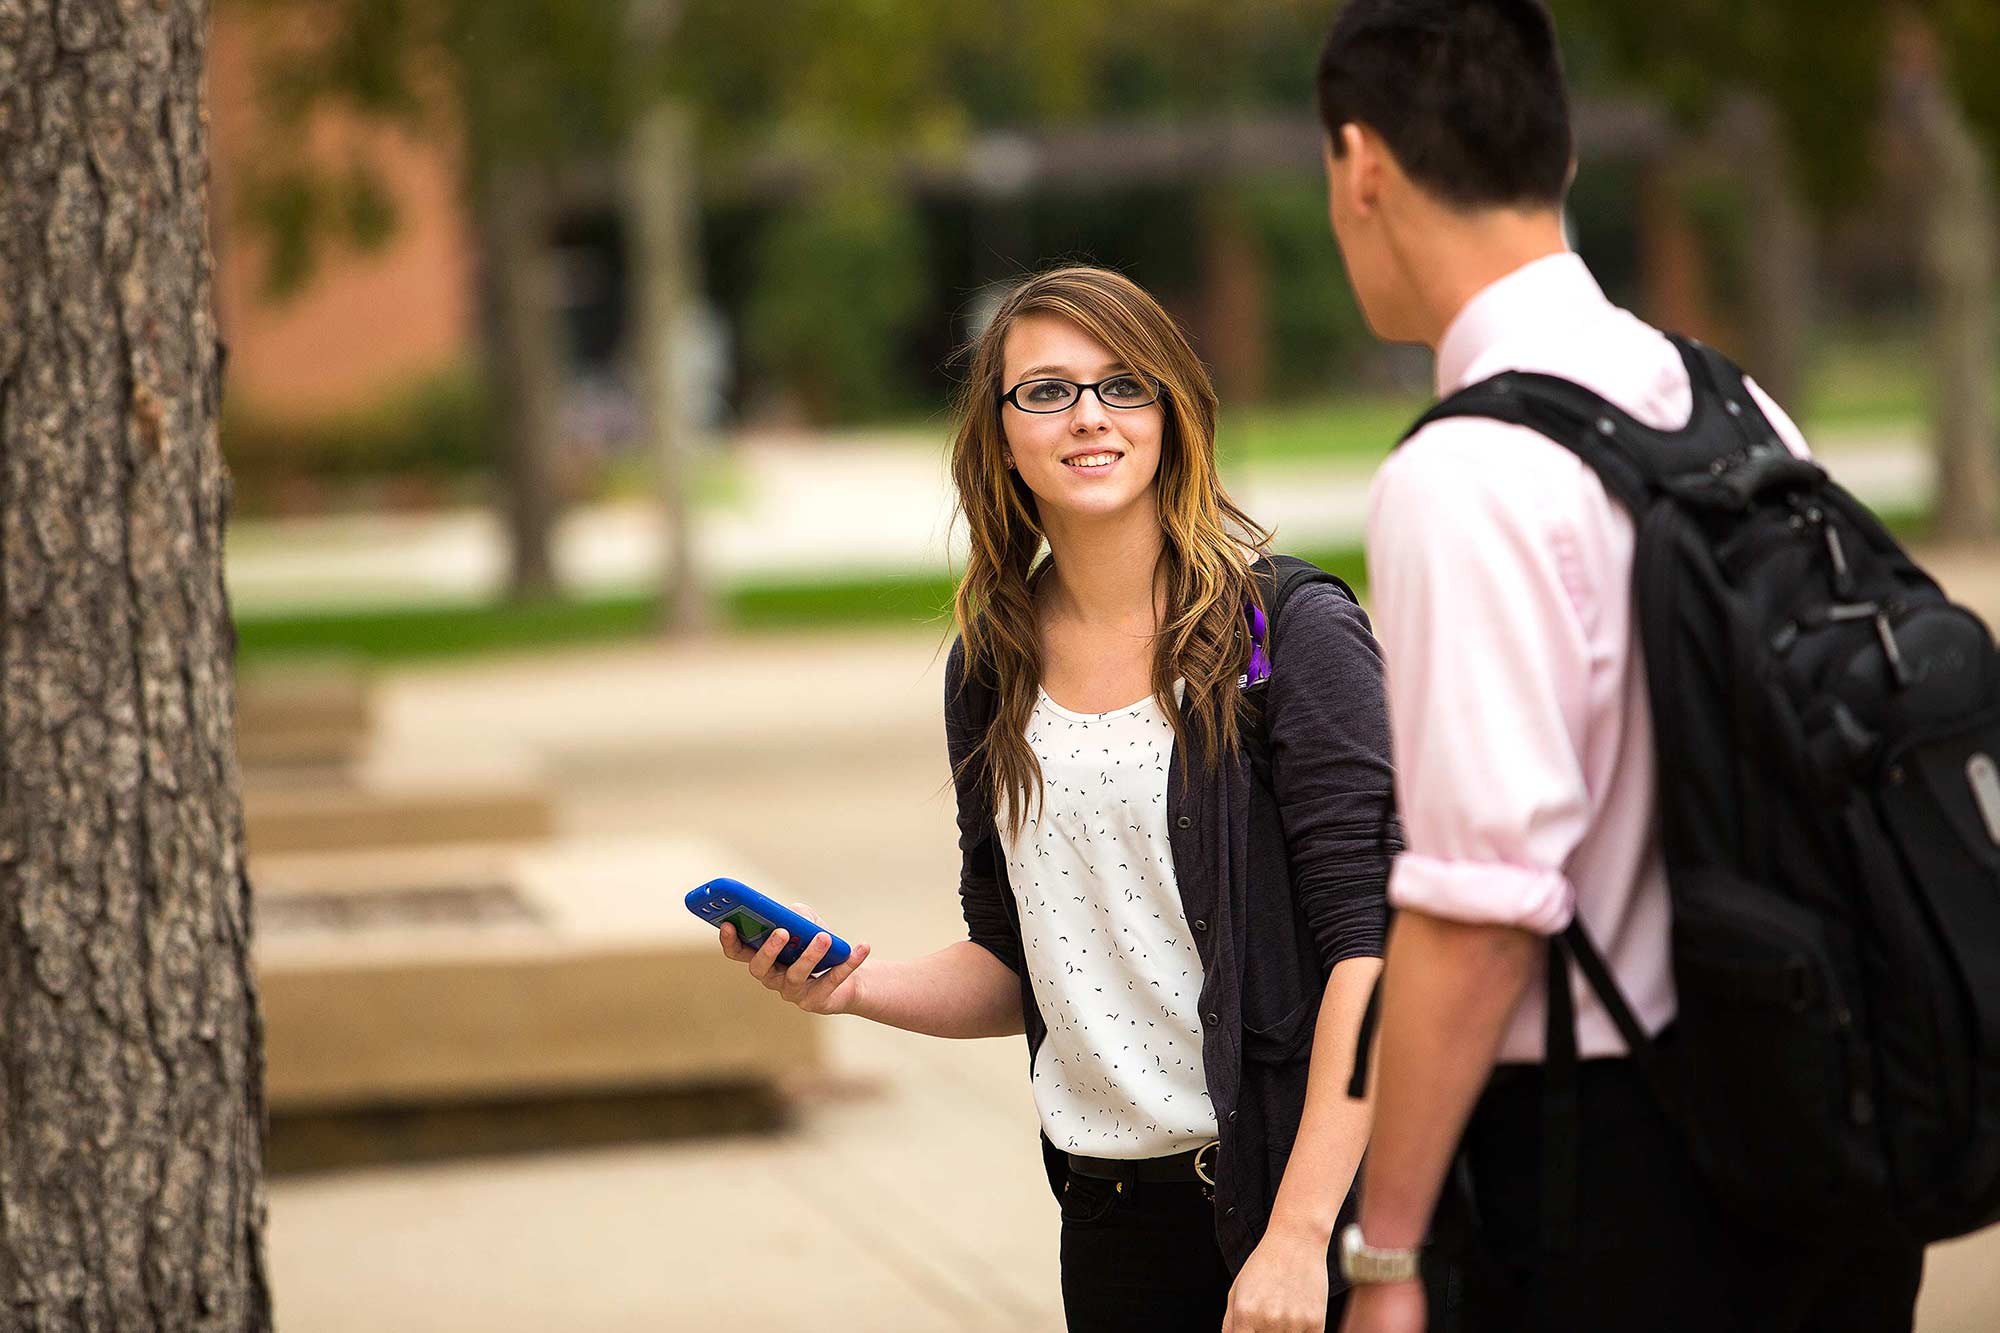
685, 877, 852, 975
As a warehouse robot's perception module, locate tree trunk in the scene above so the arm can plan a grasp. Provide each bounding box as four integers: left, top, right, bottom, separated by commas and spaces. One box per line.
1719, 97, 1811, 408
1198, 198, 1270, 407
459, 6, 566, 604
1635, 150, 1730, 348
471, 161, 565, 600
625, 100, 712, 635
1911, 69, 2000, 542
0, 5, 273, 1328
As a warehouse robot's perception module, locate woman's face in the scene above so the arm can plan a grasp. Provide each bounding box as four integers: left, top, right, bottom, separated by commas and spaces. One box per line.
998, 313, 1166, 528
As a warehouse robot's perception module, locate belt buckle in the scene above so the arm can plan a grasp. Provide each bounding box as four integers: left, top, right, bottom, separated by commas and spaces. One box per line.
1192, 1139, 1220, 1189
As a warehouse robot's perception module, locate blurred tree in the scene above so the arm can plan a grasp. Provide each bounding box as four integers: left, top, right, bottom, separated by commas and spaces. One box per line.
233, 0, 635, 599
0, 5, 272, 1325
1552, 0, 2000, 538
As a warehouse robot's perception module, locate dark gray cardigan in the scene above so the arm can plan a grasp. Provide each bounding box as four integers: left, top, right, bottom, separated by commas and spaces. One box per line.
945, 565, 1398, 1275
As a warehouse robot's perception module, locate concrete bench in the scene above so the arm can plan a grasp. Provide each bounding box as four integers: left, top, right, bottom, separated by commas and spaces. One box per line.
237, 663, 374, 772
254, 835, 822, 1112
244, 780, 560, 857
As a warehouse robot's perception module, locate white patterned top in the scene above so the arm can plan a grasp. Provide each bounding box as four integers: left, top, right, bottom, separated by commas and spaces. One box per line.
999, 685, 1216, 1158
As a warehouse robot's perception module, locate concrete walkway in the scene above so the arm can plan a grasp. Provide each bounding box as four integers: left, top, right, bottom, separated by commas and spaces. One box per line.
264, 596, 2000, 1330
226, 427, 1932, 614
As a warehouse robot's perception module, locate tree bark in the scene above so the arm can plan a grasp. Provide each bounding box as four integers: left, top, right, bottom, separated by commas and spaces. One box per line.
0, 3, 273, 1328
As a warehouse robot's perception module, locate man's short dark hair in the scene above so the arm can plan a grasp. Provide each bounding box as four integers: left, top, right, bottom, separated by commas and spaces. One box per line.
1316, 0, 1573, 210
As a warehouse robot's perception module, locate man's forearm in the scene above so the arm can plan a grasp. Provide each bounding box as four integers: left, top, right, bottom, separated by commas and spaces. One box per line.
848, 939, 1025, 1038
1267, 955, 1384, 1241
1357, 911, 1540, 1250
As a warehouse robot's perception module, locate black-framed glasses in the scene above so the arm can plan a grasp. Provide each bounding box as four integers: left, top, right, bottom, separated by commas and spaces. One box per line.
998, 373, 1163, 414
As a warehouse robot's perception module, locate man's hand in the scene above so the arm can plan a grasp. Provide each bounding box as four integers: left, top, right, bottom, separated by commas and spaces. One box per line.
1221, 1221, 1331, 1333
1338, 1280, 1424, 1333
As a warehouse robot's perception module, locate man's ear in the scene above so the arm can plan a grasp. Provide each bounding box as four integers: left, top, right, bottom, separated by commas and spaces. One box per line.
1323, 123, 1381, 220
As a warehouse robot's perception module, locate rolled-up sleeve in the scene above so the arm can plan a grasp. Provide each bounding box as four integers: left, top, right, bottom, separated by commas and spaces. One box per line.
944, 637, 1021, 972
1365, 421, 1599, 936
1265, 582, 1397, 968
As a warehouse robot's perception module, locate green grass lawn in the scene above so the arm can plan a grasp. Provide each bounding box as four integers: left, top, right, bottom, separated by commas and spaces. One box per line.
234, 546, 1375, 666
1221, 395, 1429, 466
239, 494, 1936, 668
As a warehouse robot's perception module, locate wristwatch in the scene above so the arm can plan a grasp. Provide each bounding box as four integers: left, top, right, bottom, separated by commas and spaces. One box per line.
1338, 1224, 1421, 1284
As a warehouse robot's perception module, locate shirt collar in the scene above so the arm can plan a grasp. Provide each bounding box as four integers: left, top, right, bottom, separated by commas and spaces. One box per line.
1434, 251, 1609, 395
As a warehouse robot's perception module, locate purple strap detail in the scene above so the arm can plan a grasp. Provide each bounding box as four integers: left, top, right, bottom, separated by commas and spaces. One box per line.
1245, 602, 1272, 687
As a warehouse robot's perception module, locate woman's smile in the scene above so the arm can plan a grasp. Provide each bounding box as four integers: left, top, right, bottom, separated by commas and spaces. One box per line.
1062, 449, 1124, 474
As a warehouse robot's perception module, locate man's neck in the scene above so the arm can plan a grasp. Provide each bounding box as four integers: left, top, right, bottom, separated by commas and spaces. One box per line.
1388, 206, 1571, 352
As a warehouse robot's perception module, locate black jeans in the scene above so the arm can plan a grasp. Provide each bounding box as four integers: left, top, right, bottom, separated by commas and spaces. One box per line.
1058, 1169, 1350, 1333
1426, 1053, 1925, 1333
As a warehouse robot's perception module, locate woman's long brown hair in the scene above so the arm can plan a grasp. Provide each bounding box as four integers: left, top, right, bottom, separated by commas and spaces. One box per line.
949, 266, 1273, 837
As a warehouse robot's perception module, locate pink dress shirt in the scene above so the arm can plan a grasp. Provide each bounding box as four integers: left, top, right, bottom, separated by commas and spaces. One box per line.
1365, 252, 1811, 1062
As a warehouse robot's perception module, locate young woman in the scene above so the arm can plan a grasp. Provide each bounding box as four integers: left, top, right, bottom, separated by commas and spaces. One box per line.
719, 266, 1396, 1333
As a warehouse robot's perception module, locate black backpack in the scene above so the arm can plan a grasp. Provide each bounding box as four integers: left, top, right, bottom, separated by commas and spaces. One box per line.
1402, 334, 2000, 1245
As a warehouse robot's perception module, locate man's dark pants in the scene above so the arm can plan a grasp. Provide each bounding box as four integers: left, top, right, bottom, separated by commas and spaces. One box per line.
1424, 1049, 1925, 1332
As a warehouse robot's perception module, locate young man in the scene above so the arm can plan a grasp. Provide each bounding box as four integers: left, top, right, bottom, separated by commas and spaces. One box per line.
1312, 2, 1928, 1330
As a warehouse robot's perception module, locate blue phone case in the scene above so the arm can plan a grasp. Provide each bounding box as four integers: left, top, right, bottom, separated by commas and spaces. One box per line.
685, 877, 852, 974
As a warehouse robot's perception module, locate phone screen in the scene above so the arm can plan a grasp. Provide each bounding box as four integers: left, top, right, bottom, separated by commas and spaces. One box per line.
719, 907, 768, 943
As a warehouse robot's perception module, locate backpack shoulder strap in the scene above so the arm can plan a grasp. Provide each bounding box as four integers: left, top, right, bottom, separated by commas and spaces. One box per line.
1243, 555, 1357, 796
1401, 370, 1659, 513
1399, 335, 1811, 516
1246, 554, 1355, 689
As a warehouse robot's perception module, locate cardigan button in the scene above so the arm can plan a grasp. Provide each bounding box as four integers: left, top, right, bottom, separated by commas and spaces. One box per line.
1206, 1011, 1219, 1026
1193, 919, 1208, 932
1176, 815, 1192, 830
1227, 1110, 1238, 1123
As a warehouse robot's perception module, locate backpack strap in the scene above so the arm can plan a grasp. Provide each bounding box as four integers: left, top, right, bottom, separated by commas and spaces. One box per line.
1401, 371, 1659, 512
1245, 554, 1357, 690
1400, 335, 1823, 519
1242, 555, 1356, 791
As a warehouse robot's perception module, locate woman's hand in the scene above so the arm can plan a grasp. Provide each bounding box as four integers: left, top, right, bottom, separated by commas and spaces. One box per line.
718, 903, 871, 1016
1221, 1220, 1331, 1333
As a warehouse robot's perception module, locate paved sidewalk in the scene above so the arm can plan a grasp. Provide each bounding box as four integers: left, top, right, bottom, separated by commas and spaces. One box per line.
265, 602, 2000, 1330
226, 428, 1932, 614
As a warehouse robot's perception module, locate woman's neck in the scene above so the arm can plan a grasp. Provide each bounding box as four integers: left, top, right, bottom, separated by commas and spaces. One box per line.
1039, 502, 1165, 631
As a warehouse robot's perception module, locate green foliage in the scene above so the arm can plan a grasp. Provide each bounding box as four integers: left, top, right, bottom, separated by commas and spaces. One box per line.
1550, 0, 2000, 211
741, 190, 931, 422
1235, 179, 1372, 396
1221, 395, 1428, 466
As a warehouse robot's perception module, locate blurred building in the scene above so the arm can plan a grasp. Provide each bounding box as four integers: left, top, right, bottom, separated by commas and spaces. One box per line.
209, 17, 475, 423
